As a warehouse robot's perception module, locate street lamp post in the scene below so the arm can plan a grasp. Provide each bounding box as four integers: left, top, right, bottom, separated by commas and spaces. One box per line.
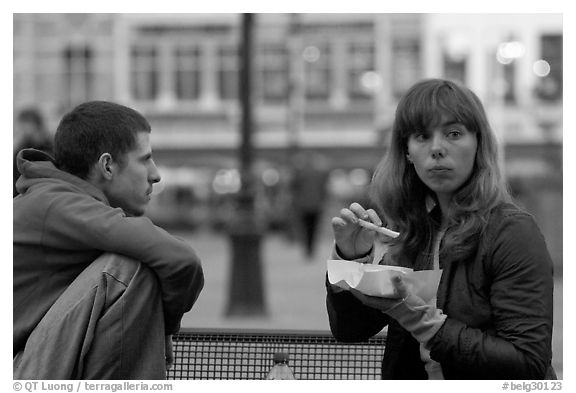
225, 13, 267, 317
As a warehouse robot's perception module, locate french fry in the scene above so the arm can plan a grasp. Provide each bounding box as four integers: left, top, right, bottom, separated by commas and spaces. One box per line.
357, 219, 400, 238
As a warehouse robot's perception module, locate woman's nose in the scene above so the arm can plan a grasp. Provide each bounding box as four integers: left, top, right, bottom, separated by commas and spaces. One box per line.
430, 134, 446, 159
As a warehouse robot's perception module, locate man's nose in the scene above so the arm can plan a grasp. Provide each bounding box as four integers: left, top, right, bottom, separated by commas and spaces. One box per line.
149, 161, 161, 183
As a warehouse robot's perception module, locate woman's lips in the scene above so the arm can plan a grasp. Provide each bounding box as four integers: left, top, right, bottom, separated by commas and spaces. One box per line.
428, 166, 452, 176
429, 167, 450, 172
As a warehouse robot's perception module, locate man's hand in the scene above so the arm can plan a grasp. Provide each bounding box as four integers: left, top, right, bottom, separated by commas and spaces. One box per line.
165, 335, 174, 371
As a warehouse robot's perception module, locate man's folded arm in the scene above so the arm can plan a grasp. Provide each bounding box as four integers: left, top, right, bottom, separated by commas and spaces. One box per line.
43, 194, 205, 334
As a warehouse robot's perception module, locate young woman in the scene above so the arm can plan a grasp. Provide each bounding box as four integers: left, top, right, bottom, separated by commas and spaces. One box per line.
326, 78, 555, 379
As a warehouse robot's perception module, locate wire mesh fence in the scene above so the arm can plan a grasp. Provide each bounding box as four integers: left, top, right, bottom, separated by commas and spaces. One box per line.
168, 328, 386, 380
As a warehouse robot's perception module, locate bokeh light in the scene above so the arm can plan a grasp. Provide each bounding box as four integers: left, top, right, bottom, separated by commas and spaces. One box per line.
212, 168, 241, 194
302, 46, 321, 63
496, 41, 526, 64
349, 168, 370, 186
532, 59, 551, 77
261, 168, 280, 187
360, 71, 382, 92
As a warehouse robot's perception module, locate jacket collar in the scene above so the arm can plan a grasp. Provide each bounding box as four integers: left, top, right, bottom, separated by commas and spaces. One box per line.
15, 148, 109, 204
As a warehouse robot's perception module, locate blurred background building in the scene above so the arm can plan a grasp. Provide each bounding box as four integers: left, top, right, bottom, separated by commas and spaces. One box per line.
13, 12, 562, 268
13, 12, 564, 377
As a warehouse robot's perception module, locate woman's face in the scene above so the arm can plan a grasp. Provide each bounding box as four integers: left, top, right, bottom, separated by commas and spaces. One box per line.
407, 116, 478, 204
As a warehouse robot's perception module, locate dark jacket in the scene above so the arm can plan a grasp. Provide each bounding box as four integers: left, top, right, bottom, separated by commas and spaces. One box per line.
14, 149, 204, 355
326, 203, 554, 379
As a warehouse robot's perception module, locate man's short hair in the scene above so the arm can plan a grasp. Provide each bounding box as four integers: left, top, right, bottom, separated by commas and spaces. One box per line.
54, 101, 151, 179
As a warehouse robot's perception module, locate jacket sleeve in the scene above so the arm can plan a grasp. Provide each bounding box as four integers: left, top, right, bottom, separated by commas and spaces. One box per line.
42, 191, 204, 335
326, 243, 390, 342
429, 213, 554, 379
326, 275, 389, 342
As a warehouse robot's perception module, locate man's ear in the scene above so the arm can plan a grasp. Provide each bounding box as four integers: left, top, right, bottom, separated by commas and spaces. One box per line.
96, 153, 115, 180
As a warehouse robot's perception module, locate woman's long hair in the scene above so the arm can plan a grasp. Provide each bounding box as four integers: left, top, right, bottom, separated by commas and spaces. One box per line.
369, 79, 512, 268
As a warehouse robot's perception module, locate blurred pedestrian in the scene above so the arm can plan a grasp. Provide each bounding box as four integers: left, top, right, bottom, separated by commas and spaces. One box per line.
14, 101, 204, 379
326, 78, 555, 379
13, 108, 53, 196
291, 151, 329, 259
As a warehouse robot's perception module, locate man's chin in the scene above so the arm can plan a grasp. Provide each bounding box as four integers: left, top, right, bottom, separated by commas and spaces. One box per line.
124, 206, 146, 217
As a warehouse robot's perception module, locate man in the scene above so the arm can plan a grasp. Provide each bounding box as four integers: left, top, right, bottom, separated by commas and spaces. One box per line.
13, 101, 204, 379
290, 151, 329, 259
13, 107, 53, 197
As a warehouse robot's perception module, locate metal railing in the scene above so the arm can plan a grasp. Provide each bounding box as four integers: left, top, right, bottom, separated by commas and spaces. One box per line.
168, 328, 386, 380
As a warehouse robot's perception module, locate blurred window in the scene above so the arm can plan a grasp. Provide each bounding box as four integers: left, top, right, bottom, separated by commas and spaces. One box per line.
257, 44, 289, 104
502, 62, 517, 105
490, 44, 518, 106
443, 53, 467, 85
174, 46, 201, 101
13, 17, 26, 106
347, 41, 375, 101
392, 37, 422, 99
305, 42, 331, 101
63, 45, 93, 108
131, 46, 158, 101
218, 45, 238, 101
536, 34, 562, 102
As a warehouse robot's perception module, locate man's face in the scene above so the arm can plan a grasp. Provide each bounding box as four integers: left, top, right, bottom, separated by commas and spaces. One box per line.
105, 132, 161, 216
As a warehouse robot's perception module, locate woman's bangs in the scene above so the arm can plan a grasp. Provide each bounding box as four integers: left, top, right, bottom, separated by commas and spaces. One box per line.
397, 91, 435, 138
434, 87, 478, 131
399, 84, 478, 138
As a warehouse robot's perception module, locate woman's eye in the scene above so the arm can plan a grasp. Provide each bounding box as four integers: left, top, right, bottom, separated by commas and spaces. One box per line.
447, 129, 462, 138
413, 133, 427, 141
